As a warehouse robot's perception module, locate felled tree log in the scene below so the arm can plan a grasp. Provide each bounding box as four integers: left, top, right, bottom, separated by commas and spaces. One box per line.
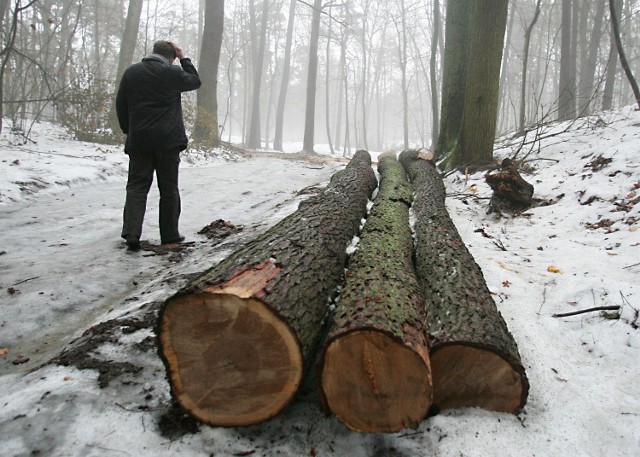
320, 153, 432, 433
485, 158, 534, 214
158, 150, 377, 427
399, 150, 528, 413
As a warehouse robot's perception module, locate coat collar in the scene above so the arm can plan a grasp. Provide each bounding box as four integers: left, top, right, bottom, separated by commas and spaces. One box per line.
142, 54, 170, 65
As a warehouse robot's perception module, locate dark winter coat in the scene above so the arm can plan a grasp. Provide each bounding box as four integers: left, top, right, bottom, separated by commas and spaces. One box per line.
116, 54, 201, 154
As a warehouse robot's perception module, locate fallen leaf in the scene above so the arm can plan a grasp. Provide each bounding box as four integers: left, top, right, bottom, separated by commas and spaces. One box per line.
7, 287, 20, 295
627, 191, 636, 199
468, 185, 478, 193
0, 348, 9, 356
547, 265, 563, 274
607, 252, 618, 256
12, 356, 29, 365
502, 280, 511, 287
63, 376, 72, 381
630, 226, 638, 232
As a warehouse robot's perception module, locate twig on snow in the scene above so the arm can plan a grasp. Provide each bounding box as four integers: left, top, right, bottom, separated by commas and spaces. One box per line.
552, 305, 620, 318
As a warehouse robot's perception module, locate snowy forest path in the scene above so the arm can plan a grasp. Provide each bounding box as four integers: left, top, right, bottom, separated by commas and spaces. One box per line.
0, 156, 344, 376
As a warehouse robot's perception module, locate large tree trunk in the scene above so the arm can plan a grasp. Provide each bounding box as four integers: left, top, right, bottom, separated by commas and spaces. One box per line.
273, 0, 296, 152
435, 0, 474, 157
320, 153, 432, 433
518, 0, 542, 134
446, 0, 508, 168
602, 0, 622, 110
399, 150, 529, 414
158, 151, 377, 427
247, 0, 269, 149
109, 0, 143, 133
302, 0, 322, 153
558, 0, 576, 120
193, 0, 225, 148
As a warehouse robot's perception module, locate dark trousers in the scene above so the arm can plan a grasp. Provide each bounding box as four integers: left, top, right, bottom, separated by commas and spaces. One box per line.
121, 149, 181, 243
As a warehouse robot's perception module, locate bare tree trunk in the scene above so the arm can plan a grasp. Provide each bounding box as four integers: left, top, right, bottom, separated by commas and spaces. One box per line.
247, 0, 269, 149
435, 0, 474, 156
578, 0, 606, 115
325, 3, 334, 155
302, 0, 323, 153
193, 0, 225, 148
109, 0, 143, 133
447, 0, 508, 168
430, 0, 441, 149
497, 2, 515, 135
273, 0, 296, 151
609, 0, 640, 109
397, 0, 409, 149
518, 0, 542, 133
558, 0, 576, 120
602, 0, 622, 110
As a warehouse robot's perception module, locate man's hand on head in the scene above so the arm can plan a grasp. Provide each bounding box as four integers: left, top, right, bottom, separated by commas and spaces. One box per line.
171, 42, 185, 60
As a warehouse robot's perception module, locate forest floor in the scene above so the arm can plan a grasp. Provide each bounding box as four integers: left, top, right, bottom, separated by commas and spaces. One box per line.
0, 108, 639, 456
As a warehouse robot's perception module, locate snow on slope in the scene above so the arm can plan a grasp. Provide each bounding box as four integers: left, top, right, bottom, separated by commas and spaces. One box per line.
0, 108, 639, 456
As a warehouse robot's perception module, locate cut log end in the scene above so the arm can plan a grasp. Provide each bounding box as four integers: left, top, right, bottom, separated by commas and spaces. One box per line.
321, 330, 433, 433
430, 344, 527, 413
159, 292, 302, 427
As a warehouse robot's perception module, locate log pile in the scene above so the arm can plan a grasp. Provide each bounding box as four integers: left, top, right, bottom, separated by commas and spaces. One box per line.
399, 150, 529, 413
320, 153, 432, 433
158, 150, 377, 427
157, 149, 529, 431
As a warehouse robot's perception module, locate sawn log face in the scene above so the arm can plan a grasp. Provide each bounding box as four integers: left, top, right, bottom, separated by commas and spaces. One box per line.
159, 150, 377, 426
321, 153, 432, 433
399, 149, 529, 414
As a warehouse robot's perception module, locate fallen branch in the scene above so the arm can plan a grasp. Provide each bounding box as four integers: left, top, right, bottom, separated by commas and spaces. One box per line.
552, 305, 620, 318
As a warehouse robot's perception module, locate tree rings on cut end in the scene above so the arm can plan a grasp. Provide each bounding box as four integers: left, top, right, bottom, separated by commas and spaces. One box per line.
159, 292, 302, 427
321, 330, 432, 433
430, 344, 526, 413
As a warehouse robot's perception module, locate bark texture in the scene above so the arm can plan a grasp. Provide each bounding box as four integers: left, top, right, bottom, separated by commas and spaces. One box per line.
320, 153, 432, 432
158, 151, 377, 427
399, 150, 529, 413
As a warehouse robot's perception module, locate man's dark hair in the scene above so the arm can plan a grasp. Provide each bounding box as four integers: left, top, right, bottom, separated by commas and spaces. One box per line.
152, 40, 177, 61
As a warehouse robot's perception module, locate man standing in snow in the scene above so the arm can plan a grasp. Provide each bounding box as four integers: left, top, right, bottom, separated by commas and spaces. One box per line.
116, 40, 201, 251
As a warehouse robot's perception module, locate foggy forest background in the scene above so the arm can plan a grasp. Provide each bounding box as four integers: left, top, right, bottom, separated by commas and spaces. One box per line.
1, 0, 639, 157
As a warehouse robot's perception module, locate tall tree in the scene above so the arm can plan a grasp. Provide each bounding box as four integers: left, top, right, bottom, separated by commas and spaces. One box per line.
302, 0, 322, 153
273, 0, 296, 151
429, 0, 441, 149
609, 0, 640, 110
445, 0, 509, 168
193, 0, 225, 148
578, 0, 606, 115
247, 0, 269, 149
109, 0, 143, 133
558, 0, 576, 120
518, 0, 542, 134
602, 0, 622, 110
435, 0, 474, 157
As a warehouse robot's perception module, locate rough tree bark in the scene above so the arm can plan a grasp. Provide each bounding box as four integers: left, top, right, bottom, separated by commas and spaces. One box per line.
320, 153, 432, 433
193, 0, 225, 148
399, 150, 529, 413
158, 151, 377, 427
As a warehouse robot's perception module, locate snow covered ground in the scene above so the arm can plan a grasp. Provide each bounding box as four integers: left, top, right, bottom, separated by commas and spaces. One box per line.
0, 108, 639, 456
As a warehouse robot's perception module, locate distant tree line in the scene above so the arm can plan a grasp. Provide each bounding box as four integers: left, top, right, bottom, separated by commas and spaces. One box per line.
1, 0, 638, 167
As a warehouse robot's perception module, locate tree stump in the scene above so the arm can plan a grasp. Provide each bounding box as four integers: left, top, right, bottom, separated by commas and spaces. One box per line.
158, 150, 377, 427
399, 150, 528, 414
320, 153, 432, 432
485, 158, 534, 214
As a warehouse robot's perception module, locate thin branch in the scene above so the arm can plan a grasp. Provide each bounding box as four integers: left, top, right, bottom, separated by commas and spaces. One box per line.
552, 305, 620, 318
